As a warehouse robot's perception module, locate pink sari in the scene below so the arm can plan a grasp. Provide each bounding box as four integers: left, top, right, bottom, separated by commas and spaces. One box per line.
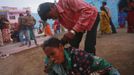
2, 28, 11, 42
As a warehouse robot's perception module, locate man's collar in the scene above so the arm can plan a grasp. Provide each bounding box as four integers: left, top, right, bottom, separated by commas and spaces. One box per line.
56, 5, 64, 13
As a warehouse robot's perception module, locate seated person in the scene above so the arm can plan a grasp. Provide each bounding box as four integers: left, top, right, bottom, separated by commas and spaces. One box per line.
11, 30, 20, 42
42, 37, 120, 75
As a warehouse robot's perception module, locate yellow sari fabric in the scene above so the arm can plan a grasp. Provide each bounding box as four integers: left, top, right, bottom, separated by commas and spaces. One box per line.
100, 11, 112, 34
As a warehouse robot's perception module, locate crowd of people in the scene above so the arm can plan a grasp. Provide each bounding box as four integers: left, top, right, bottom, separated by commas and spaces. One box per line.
0, 0, 133, 74
118, 0, 134, 33
0, 10, 65, 48
18, 10, 38, 47
0, 10, 38, 47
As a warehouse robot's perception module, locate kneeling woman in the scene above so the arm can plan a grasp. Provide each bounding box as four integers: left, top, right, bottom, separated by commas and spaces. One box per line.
42, 37, 120, 75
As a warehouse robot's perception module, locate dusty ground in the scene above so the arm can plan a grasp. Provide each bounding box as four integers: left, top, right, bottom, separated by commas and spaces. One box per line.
0, 28, 134, 75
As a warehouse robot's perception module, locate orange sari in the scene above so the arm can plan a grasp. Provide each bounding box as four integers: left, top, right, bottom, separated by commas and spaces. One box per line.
44, 24, 53, 36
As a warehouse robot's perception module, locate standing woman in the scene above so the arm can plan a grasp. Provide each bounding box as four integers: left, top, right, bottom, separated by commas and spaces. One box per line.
100, 7, 112, 35
118, 8, 127, 28
44, 22, 53, 36
1, 15, 11, 43
102, 1, 117, 33
0, 15, 4, 46
127, 0, 134, 33
118, 0, 134, 33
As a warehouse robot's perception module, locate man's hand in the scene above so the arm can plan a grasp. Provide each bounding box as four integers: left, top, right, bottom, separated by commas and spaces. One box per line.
62, 30, 76, 42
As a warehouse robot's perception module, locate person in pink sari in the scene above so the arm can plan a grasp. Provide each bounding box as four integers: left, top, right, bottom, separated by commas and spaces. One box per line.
127, 0, 134, 33
1, 15, 11, 43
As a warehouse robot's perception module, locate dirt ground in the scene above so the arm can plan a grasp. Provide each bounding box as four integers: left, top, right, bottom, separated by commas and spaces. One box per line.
0, 28, 134, 75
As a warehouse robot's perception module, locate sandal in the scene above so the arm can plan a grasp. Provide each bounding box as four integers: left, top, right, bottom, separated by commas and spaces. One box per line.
0, 54, 9, 59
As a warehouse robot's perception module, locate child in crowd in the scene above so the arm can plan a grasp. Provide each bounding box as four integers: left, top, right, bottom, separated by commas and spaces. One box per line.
53, 20, 60, 34
42, 37, 120, 75
44, 22, 53, 36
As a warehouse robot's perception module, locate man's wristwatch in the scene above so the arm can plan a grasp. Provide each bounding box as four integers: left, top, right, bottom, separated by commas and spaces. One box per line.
70, 30, 76, 35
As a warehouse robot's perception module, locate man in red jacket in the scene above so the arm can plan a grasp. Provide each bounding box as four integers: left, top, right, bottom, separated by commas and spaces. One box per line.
38, 0, 100, 55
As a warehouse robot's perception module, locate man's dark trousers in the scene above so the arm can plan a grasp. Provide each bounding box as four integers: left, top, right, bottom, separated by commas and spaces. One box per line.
70, 13, 100, 55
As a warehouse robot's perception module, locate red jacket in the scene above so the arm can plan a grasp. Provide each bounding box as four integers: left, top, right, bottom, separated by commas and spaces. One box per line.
56, 0, 98, 32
